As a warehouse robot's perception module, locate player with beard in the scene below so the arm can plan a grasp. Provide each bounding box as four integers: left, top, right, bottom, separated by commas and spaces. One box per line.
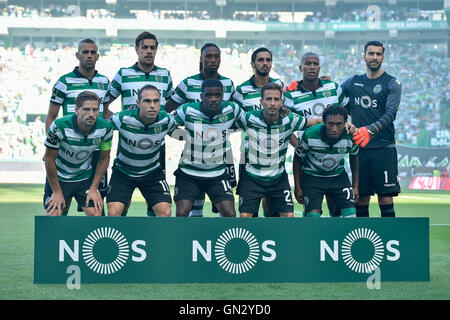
341, 41, 402, 218
46, 39, 110, 215
44, 91, 112, 216
232, 47, 287, 217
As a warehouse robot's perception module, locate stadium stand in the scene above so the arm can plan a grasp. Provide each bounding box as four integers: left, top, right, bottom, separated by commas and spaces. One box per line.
0, 0, 448, 165
0, 41, 448, 160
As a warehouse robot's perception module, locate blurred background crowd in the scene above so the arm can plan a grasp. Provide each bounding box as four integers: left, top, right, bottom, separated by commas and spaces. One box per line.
0, 0, 448, 161
1, 42, 448, 160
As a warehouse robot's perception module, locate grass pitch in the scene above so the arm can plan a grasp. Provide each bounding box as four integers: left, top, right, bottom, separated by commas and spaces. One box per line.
0, 184, 448, 300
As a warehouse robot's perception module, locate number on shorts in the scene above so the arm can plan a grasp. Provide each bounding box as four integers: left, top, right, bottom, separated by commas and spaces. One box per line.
342, 187, 353, 200
284, 190, 292, 203
159, 180, 170, 192
384, 171, 388, 184
221, 180, 232, 192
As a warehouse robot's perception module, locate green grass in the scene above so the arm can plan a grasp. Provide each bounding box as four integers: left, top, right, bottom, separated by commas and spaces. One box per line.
0, 184, 449, 300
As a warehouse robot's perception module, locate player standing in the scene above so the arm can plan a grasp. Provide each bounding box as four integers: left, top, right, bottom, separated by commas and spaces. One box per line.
284, 52, 351, 217
172, 78, 242, 217
165, 43, 236, 217
103, 31, 174, 217
236, 83, 320, 218
46, 38, 110, 215
232, 47, 286, 217
341, 41, 402, 218
293, 106, 359, 218
103, 31, 174, 114
43, 91, 112, 216
107, 85, 173, 217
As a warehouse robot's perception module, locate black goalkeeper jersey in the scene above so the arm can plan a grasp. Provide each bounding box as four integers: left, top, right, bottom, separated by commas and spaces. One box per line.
341, 71, 402, 148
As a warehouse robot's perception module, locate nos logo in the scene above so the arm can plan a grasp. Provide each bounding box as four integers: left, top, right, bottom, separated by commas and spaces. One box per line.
192, 228, 276, 274
59, 227, 147, 275
320, 228, 400, 273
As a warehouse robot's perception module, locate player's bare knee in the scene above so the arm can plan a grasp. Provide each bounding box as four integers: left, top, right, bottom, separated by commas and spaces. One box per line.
84, 207, 101, 216
279, 212, 294, 217
154, 203, 172, 217
240, 212, 253, 218
107, 202, 123, 216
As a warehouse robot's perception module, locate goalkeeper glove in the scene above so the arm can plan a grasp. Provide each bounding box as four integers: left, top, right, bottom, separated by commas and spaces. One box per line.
352, 127, 374, 148
287, 81, 299, 92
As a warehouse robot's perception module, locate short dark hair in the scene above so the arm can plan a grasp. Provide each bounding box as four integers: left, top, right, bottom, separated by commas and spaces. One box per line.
135, 31, 158, 48
261, 82, 282, 99
137, 84, 161, 101
364, 40, 385, 54
322, 105, 348, 123
201, 78, 223, 93
75, 91, 101, 109
300, 52, 319, 65
251, 47, 272, 63
78, 38, 97, 52
199, 43, 220, 71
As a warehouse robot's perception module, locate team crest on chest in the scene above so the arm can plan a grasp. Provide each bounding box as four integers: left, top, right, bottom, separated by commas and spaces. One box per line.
373, 84, 382, 94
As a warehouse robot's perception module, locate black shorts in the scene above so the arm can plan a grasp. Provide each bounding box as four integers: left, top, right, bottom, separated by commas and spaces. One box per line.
358, 147, 401, 197
43, 178, 95, 213
300, 172, 355, 217
237, 170, 294, 216
173, 168, 234, 204
106, 167, 172, 208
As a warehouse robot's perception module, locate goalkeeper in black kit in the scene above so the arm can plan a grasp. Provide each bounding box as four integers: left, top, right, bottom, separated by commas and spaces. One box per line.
341, 41, 402, 218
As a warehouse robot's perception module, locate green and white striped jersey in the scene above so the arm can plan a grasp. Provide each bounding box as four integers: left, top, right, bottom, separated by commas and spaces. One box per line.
50, 67, 109, 115
236, 110, 306, 181
111, 108, 175, 177
285, 79, 348, 117
170, 73, 235, 104
44, 115, 113, 182
174, 101, 243, 178
295, 124, 358, 177
105, 63, 174, 110
233, 76, 284, 111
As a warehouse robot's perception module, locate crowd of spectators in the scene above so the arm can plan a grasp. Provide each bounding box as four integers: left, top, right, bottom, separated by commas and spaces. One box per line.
304, 7, 446, 23
1, 3, 446, 23
1, 4, 76, 18
0, 42, 448, 160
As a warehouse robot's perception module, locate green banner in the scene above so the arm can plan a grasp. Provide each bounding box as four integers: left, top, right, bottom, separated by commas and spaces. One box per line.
264, 20, 448, 32
34, 217, 429, 284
